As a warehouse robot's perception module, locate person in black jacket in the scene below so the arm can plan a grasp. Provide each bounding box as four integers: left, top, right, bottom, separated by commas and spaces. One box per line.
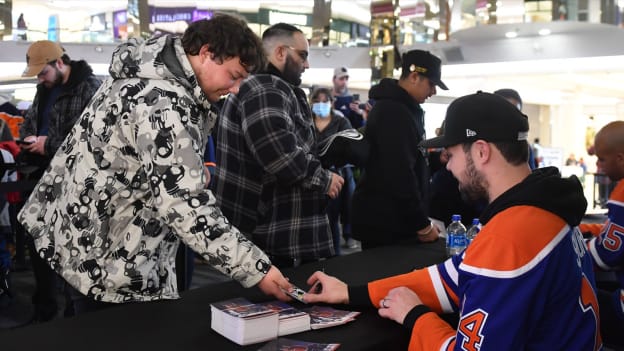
352, 50, 447, 249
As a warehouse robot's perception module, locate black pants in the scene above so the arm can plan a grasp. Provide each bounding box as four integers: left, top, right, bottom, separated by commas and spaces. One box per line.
26, 235, 59, 322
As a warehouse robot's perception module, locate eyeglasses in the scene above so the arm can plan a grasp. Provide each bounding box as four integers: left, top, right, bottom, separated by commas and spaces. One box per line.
283, 45, 309, 62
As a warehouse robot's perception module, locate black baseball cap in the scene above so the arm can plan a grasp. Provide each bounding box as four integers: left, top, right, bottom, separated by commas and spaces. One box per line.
419, 91, 529, 148
401, 50, 448, 90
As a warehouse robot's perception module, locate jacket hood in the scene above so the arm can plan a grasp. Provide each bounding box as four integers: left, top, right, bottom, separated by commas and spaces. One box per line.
65, 60, 94, 88
109, 35, 211, 111
368, 78, 419, 109
480, 166, 587, 226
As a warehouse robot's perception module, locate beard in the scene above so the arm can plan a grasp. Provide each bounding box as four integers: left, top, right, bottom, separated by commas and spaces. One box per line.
459, 152, 489, 204
44, 68, 63, 88
282, 55, 302, 86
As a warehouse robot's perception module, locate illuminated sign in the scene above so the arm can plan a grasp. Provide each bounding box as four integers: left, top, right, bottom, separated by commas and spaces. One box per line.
268, 11, 307, 26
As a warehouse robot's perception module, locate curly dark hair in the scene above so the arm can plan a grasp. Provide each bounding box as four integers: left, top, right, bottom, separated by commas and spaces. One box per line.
181, 13, 266, 73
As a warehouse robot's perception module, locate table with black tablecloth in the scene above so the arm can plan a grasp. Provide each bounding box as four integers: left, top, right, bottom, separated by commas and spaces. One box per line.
2, 239, 447, 351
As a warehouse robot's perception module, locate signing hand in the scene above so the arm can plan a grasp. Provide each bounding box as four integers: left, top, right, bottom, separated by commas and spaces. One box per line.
327, 172, 344, 199
302, 271, 349, 305
378, 287, 423, 325
256, 265, 292, 302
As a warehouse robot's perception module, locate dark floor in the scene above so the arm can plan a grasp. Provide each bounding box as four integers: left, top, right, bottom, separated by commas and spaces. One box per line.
0, 237, 361, 331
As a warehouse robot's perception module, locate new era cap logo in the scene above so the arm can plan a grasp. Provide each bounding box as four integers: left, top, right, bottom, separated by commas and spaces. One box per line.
466, 129, 476, 137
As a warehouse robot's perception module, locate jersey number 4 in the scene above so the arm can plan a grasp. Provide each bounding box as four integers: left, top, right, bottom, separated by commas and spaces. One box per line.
458, 309, 488, 351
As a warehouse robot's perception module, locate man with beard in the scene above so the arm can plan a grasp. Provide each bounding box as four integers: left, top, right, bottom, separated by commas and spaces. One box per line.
18, 40, 102, 322
304, 92, 602, 350
579, 121, 624, 348
213, 23, 344, 268
19, 40, 101, 171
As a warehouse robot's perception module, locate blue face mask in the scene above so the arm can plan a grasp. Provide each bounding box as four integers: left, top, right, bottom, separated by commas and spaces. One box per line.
312, 102, 331, 117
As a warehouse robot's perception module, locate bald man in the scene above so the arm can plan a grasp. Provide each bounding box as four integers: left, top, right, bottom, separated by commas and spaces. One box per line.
580, 120, 624, 348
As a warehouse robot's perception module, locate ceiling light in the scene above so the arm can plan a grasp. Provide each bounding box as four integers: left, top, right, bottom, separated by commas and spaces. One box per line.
505, 30, 518, 38
538, 28, 551, 36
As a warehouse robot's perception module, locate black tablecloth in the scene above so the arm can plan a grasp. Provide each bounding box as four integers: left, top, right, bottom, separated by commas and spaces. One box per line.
2, 239, 447, 351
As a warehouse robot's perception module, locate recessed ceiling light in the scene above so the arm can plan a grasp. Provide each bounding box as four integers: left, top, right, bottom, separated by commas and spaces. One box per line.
538, 28, 551, 36
505, 31, 518, 38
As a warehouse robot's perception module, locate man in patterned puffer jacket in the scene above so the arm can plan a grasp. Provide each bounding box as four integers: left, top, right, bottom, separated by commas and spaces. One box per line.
18, 14, 291, 314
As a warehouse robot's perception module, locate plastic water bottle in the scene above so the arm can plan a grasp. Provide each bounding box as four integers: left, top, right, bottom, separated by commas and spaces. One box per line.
446, 214, 467, 256
466, 218, 481, 246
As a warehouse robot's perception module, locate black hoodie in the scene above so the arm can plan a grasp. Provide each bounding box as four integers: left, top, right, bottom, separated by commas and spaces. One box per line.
480, 166, 587, 226
352, 78, 431, 245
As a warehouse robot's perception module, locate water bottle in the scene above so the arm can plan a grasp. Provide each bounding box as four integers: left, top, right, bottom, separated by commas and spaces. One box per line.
446, 214, 467, 256
466, 218, 481, 246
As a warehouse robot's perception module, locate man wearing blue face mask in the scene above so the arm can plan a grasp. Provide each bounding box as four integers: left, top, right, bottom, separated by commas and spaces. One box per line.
311, 87, 357, 255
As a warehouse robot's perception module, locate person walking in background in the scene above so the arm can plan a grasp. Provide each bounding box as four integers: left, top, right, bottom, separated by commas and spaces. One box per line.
579, 121, 624, 348
305, 92, 601, 351
18, 40, 102, 322
17, 14, 292, 316
212, 23, 343, 269
331, 67, 365, 129
351, 50, 446, 249
310, 87, 358, 253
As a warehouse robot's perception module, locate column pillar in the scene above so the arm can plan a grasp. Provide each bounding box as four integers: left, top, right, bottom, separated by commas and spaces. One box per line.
127, 0, 151, 39
369, 0, 399, 85
0, 0, 12, 39
311, 0, 331, 47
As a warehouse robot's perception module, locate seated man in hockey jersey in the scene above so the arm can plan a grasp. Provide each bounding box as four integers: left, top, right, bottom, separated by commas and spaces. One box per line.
304, 92, 602, 350
579, 121, 624, 348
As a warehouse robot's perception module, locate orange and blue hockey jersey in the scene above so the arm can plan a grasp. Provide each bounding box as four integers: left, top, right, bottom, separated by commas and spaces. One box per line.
351, 167, 602, 350
581, 180, 624, 321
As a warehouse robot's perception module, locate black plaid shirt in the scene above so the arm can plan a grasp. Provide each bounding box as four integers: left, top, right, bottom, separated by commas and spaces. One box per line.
213, 65, 334, 261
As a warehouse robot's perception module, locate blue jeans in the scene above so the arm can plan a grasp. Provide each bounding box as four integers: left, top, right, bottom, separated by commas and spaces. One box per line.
327, 166, 356, 255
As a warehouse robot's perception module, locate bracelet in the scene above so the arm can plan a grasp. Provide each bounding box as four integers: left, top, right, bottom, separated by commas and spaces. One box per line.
418, 223, 434, 236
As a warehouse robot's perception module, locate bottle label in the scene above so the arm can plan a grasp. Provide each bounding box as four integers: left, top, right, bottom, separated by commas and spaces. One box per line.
449, 234, 467, 247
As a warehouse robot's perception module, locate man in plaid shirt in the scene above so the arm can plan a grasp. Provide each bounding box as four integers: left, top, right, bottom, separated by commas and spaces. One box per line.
213, 23, 344, 268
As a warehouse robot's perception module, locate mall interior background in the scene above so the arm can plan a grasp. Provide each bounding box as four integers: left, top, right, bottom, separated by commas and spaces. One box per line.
1, 0, 624, 209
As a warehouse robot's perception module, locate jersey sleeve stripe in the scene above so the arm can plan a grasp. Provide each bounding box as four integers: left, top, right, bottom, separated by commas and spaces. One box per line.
587, 236, 610, 270
459, 224, 570, 279
440, 336, 455, 351
429, 265, 455, 313
443, 258, 459, 285
608, 199, 624, 207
